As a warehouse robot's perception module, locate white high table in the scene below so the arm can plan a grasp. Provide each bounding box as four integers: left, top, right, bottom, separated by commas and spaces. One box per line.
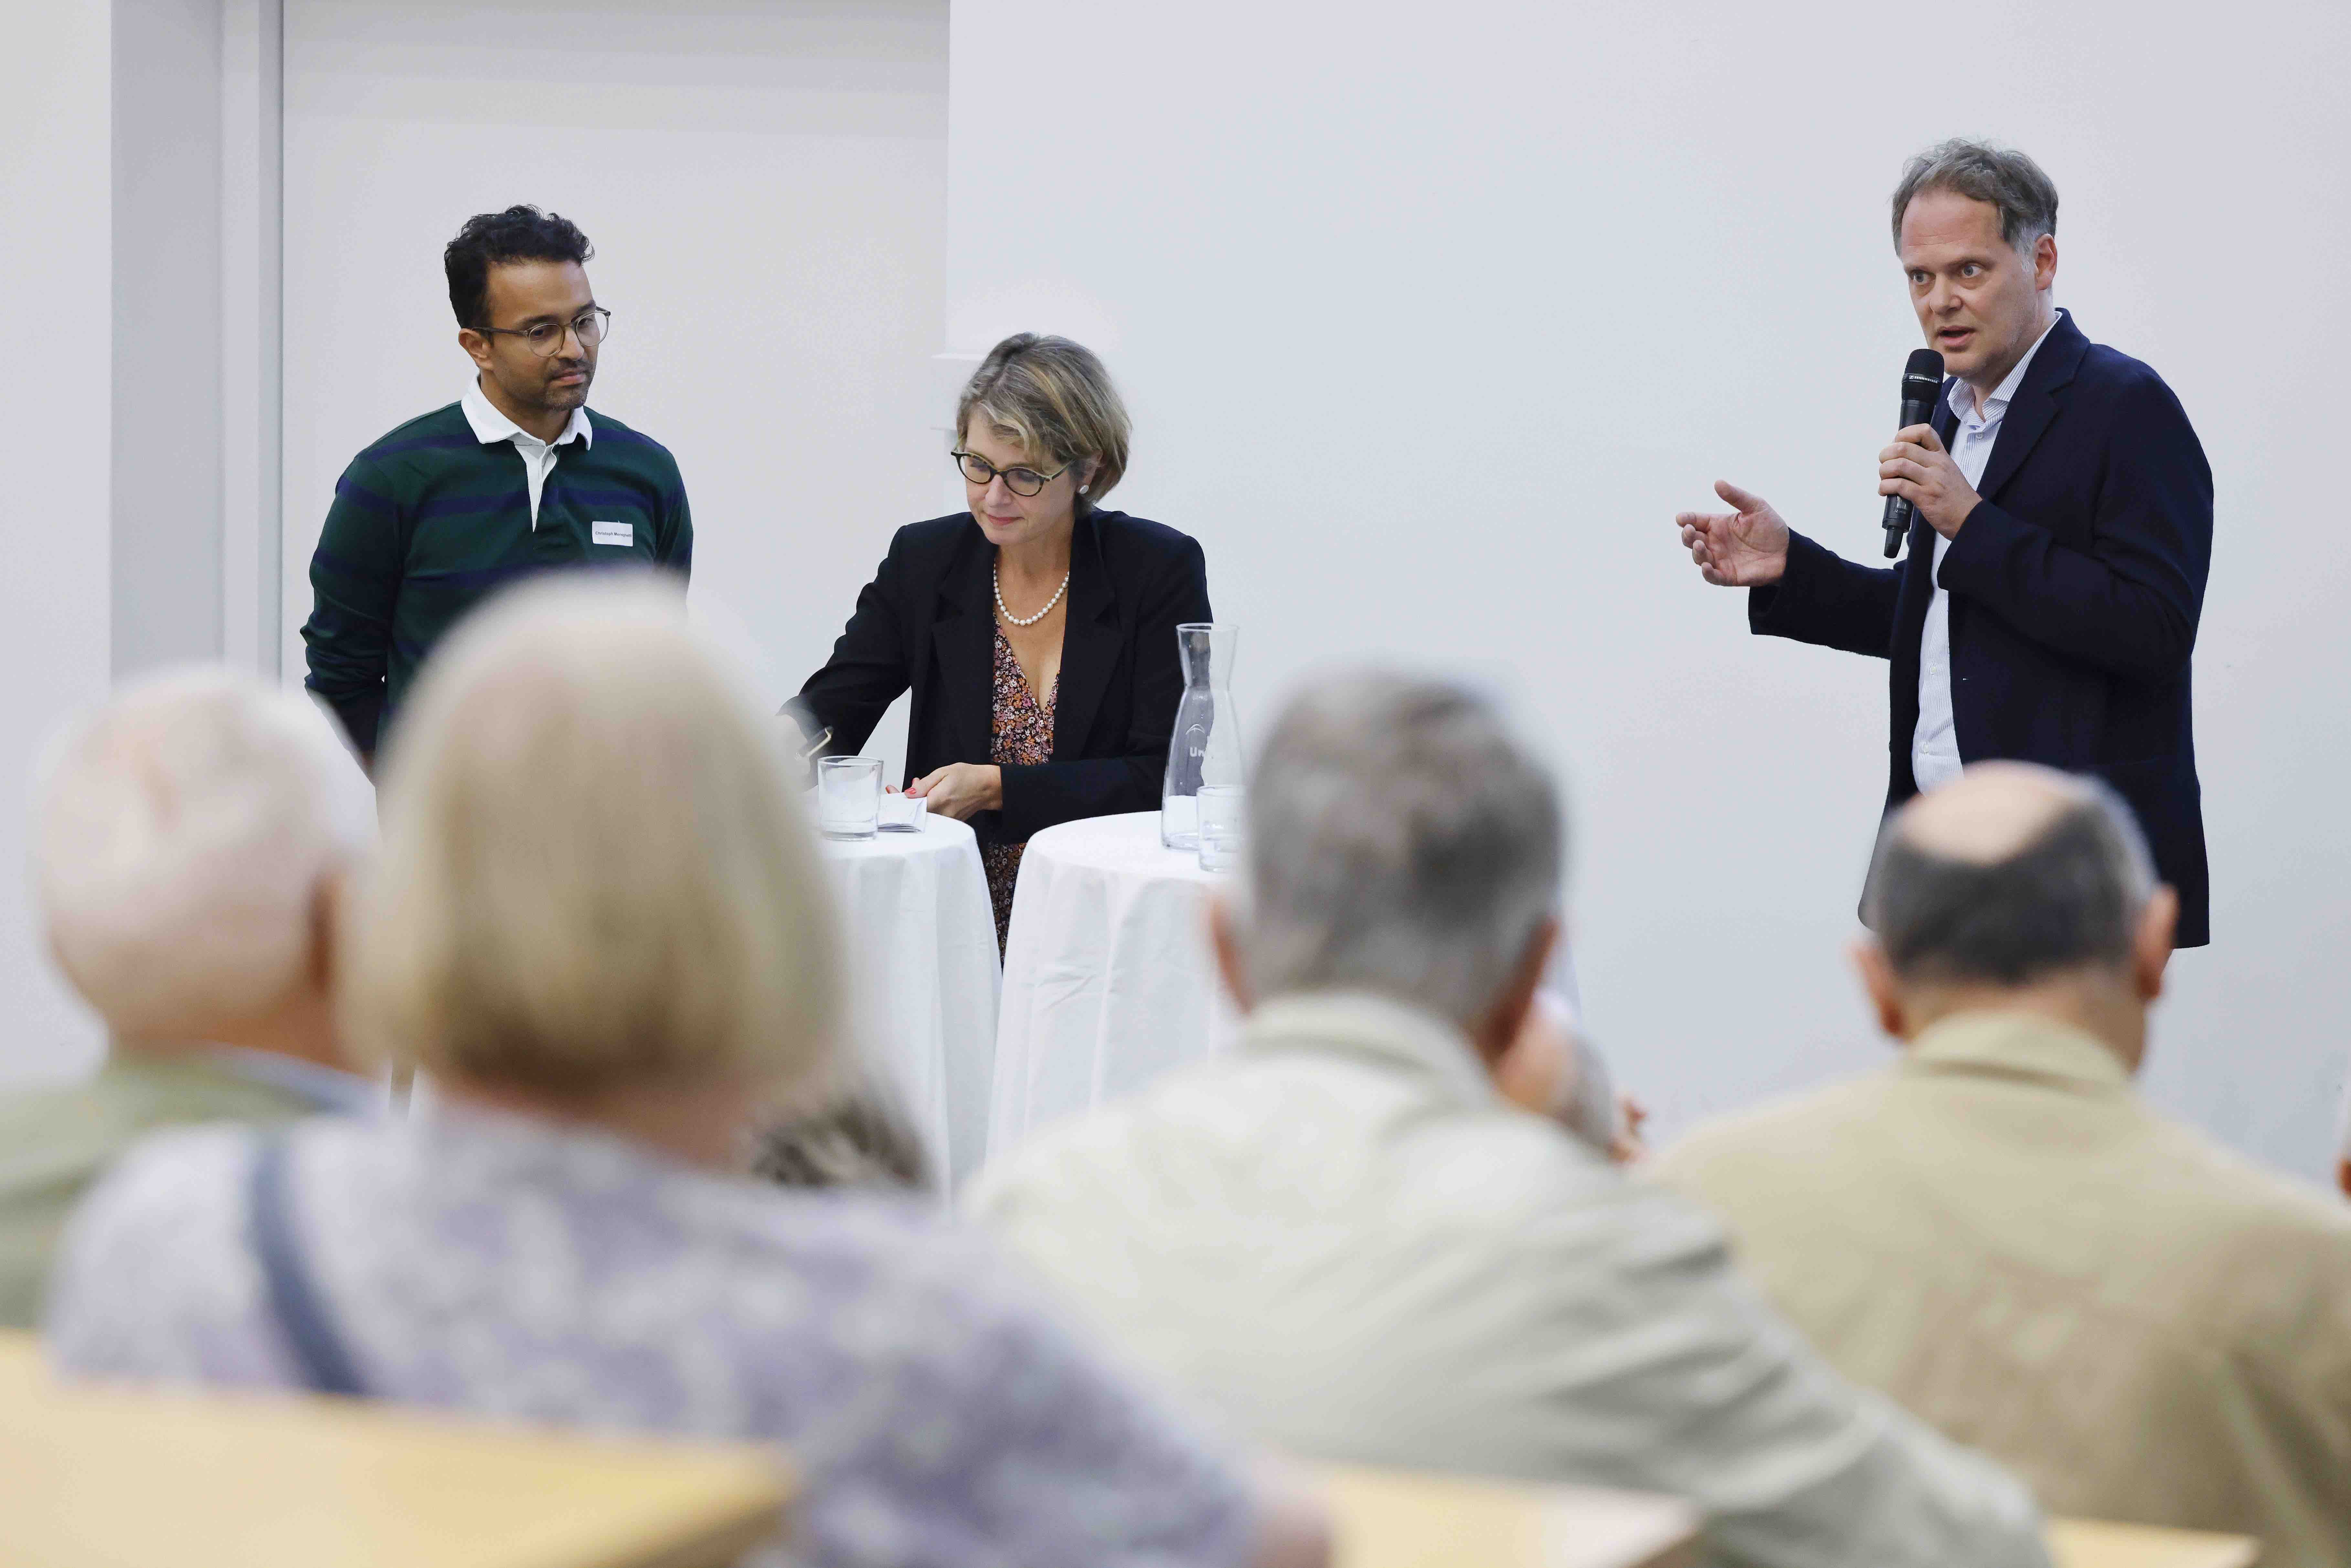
989, 811, 1241, 1162
819, 814, 1001, 1189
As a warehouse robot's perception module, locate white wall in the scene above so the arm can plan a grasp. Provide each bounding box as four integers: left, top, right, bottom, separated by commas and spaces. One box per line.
0, 0, 115, 1086
280, 0, 949, 779
948, 0, 2351, 1174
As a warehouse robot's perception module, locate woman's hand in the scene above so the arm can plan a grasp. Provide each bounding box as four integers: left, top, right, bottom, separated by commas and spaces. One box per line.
907, 763, 1003, 821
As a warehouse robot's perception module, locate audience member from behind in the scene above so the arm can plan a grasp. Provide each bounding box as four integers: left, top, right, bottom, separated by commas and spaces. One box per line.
0, 671, 372, 1329
45, 579, 1323, 1568
1651, 764, 2351, 1565
968, 673, 2049, 1568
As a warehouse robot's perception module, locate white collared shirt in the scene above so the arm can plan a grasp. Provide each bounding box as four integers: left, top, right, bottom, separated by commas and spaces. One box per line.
460, 377, 593, 528
1911, 313, 2061, 792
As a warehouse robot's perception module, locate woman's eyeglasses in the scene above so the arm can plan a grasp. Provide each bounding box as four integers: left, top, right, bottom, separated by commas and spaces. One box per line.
952, 450, 1073, 497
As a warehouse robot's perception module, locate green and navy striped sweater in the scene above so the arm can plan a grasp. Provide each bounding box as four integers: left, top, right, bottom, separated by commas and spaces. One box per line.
300, 401, 691, 754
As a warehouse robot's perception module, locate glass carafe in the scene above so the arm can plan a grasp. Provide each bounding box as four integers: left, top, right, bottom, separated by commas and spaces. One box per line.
1162, 622, 1242, 849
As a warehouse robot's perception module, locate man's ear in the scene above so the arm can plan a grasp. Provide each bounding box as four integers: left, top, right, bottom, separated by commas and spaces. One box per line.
309, 871, 346, 993
1477, 917, 1558, 1064
1207, 893, 1253, 1015
458, 327, 494, 373
2133, 885, 2178, 1002
1852, 938, 1907, 1041
2032, 232, 2058, 293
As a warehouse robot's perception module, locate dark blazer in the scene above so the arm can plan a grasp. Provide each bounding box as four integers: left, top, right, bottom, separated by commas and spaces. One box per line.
1748, 310, 2214, 946
791, 508, 1210, 850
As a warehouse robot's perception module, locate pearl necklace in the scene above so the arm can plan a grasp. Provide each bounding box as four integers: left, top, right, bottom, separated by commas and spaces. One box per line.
994, 560, 1070, 627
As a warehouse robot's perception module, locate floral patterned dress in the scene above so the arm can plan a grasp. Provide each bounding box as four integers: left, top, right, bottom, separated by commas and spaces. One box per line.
984, 625, 1057, 948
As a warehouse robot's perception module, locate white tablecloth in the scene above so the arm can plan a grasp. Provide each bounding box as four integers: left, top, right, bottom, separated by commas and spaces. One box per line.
989, 811, 1241, 1161
819, 814, 1001, 1189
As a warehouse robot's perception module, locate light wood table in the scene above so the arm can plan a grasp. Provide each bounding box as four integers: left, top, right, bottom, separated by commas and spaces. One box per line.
1320, 1460, 2260, 1568
6, 1329, 2261, 1568
2050, 1519, 2259, 1568
0, 1332, 789, 1568
1321, 1464, 1701, 1568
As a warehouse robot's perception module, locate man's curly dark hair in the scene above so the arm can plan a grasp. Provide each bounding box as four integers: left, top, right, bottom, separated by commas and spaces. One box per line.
443, 205, 593, 332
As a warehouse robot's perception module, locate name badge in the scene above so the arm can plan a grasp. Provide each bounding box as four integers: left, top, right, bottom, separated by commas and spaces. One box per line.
591, 520, 634, 547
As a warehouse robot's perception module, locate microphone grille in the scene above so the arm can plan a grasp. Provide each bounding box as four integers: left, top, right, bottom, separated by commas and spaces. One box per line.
1903, 348, 1946, 386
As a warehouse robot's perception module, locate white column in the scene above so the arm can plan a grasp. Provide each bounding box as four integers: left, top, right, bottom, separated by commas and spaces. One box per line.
0, 0, 113, 1084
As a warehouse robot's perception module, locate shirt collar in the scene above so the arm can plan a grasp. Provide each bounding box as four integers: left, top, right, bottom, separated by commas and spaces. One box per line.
1948, 309, 2063, 427
201, 1047, 381, 1114
1902, 1007, 2135, 1096
461, 376, 592, 450
1239, 989, 1501, 1109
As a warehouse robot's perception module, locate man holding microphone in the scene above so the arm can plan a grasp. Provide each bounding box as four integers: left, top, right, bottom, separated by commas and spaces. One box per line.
1677, 140, 2213, 946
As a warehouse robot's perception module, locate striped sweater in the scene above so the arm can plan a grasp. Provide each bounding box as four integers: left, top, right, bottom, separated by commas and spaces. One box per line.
300, 401, 692, 754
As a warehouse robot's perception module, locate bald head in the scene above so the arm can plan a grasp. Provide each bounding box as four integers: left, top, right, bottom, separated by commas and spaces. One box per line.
1864, 763, 2157, 986
1895, 762, 2090, 862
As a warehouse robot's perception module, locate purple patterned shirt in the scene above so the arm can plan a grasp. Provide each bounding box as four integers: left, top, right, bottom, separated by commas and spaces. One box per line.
45, 1105, 1257, 1568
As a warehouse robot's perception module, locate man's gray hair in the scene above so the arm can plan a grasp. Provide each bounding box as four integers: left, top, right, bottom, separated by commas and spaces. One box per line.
35, 668, 373, 1038
1891, 138, 2059, 251
1862, 774, 2155, 985
1234, 672, 1562, 1031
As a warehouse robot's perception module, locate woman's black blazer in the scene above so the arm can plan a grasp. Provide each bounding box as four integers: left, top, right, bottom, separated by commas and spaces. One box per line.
791, 509, 1210, 851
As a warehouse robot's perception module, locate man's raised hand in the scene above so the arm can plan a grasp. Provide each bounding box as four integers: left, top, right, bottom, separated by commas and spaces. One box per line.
1674, 480, 1790, 587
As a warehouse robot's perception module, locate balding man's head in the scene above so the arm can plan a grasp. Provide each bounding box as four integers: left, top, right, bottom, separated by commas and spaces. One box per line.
1863, 763, 2158, 986
36, 668, 372, 1042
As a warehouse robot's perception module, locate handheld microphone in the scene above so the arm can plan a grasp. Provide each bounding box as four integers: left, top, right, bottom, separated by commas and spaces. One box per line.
1881, 349, 1946, 558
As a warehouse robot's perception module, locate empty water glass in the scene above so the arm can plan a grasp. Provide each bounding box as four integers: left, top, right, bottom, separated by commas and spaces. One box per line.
1196, 785, 1247, 872
818, 757, 884, 840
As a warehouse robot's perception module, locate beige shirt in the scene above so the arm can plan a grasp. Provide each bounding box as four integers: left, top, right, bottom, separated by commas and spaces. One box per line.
1650, 1011, 2351, 1568
968, 991, 2048, 1568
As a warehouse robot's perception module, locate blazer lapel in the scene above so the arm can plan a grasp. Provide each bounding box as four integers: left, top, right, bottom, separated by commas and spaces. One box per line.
932, 525, 998, 766
1053, 513, 1122, 760
1972, 309, 2087, 505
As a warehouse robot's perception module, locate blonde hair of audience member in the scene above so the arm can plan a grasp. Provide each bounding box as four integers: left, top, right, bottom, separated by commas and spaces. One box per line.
35, 668, 371, 1062
1207, 673, 1562, 1093
955, 332, 1131, 505
346, 576, 843, 1166
1856, 761, 2177, 1071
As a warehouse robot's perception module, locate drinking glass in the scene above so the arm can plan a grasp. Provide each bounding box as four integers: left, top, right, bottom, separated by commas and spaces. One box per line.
817, 756, 883, 840
1196, 785, 1247, 873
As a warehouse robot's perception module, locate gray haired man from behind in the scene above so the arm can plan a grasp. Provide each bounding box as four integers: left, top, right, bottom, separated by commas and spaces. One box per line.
1653, 763, 2351, 1565
969, 672, 2050, 1568
0, 669, 376, 1329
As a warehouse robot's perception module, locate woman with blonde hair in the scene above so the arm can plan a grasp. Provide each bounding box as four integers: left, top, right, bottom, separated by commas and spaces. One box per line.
46, 577, 1322, 1568
790, 334, 1209, 943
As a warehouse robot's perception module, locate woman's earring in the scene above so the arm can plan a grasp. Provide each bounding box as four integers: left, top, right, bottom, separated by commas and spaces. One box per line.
1079, 484, 1089, 494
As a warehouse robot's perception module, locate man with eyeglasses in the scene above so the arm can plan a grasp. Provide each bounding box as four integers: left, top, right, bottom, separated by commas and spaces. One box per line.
301, 205, 692, 762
